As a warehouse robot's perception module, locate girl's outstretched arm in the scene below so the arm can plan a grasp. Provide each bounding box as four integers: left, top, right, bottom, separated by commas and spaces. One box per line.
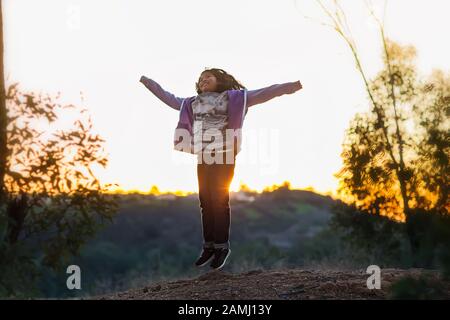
140, 76, 185, 111
247, 80, 302, 108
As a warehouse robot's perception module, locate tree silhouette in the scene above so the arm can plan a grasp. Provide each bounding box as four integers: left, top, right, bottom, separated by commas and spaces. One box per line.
336, 40, 420, 221
0, 4, 120, 297
313, 1, 449, 266
0, 81, 119, 296
313, 1, 448, 220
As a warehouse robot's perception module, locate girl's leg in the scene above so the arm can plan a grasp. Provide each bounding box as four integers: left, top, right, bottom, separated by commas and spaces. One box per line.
209, 159, 236, 249
197, 162, 214, 248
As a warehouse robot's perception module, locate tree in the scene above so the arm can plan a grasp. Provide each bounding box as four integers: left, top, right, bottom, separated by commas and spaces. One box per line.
0, 2, 119, 297
313, 0, 449, 266
312, 0, 448, 220
336, 40, 420, 221
0, 83, 119, 297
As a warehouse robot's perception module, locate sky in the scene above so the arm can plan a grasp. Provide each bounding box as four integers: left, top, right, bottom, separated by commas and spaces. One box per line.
3, 0, 449, 194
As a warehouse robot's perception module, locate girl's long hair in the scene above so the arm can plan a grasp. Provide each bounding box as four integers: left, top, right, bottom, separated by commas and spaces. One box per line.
195, 68, 246, 94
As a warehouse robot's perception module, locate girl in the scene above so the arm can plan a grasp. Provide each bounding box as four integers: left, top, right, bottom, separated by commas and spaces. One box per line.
140, 68, 302, 270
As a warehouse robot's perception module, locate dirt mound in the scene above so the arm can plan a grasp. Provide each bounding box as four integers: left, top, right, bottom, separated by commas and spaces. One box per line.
93, 268, 448, 300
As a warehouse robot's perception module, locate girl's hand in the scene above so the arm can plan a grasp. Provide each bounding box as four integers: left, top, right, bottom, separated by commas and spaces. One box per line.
295, 80, 303, 91
140, 75, 147, 84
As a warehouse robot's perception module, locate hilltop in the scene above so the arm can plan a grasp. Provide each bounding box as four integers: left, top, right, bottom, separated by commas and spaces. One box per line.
94, 267, 449, 300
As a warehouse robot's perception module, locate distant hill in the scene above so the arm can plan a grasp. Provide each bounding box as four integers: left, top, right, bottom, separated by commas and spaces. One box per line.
100, 188, 336, 250
36, 188, 357, 298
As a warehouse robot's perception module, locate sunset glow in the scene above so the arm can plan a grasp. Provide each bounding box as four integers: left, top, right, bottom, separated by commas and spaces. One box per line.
4, 0, 449, 196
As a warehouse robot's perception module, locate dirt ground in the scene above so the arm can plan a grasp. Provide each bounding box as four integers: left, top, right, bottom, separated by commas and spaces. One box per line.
93, 267, 449, 300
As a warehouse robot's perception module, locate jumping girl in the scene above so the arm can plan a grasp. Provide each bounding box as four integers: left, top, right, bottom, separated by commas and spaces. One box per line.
140, 68, 302, 270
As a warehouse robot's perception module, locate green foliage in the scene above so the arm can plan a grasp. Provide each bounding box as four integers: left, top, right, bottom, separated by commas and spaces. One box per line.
0, 240, 39, 297
330, 201, 450, 271
330, 201, 410, 267
229, 238, 288, 271
388, 275, 447, 300
291, 225, 350, 267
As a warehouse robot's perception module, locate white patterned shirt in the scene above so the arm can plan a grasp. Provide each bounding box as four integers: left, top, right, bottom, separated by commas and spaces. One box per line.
192, 91, 235, 163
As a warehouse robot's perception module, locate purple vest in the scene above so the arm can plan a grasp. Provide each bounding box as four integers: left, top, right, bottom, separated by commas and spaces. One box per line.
173, 89, 248, 155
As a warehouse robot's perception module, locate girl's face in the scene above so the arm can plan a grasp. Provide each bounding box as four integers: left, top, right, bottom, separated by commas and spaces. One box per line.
198, 72, 218, 93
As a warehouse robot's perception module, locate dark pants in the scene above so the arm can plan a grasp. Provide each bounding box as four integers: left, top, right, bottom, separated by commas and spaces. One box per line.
197, 153, 236, 249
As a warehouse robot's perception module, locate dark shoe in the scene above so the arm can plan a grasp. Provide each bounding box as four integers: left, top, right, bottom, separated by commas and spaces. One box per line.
195, 247, 216, 267
210, 248, 231, 270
